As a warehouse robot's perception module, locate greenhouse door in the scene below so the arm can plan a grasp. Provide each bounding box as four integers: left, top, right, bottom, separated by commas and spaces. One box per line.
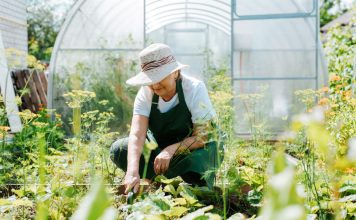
164, 23, 209, 81
144, 0, 231, 81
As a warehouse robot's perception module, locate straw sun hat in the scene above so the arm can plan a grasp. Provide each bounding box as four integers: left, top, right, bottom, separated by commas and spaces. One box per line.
126, 43, 188, 86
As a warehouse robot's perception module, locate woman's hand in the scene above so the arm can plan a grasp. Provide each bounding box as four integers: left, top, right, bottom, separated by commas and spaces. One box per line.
154, 145, 177, 175
125, 115, 148, 194
124, 172, 140, 194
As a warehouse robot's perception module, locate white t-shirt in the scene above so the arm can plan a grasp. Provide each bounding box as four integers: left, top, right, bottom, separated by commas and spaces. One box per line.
133, 74, 216, 123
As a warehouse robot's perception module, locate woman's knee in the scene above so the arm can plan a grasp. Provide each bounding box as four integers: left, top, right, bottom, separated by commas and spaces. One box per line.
110, 137, 129, 167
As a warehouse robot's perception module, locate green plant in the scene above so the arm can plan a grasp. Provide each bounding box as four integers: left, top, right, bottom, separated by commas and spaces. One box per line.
141, 133, 158, 189
54, 53, 137, 135
71, 179, 117, 220
258, 148, 306, 220
291, 106, 355, 219
323, 13, 356, 158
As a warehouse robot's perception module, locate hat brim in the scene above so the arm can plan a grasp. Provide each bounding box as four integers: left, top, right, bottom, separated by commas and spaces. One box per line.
126, 62, 189, 86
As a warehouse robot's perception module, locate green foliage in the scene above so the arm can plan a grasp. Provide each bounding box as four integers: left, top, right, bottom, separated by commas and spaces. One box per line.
155, 175, 184, 188
282, 12, 356, 219
0, 108, 64, 185
290, 105, 356, 219
259, 149, 306, 220
207, 65, 233, 136
55, 53, 138, 134
323, 14, 355, 104
27, 0, 73, 61
320, 0, 344, 27
116, 181, 225, 219
71, 179, 117, 220
1, 8, 355, 218
0, 89, 121, 218
0, 95, 7, 126
28, 4, 58, 61
323, 13, 356, 159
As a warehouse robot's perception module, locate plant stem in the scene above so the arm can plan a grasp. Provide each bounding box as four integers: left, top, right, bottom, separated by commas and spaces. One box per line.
140, 154, 149, 194
36, 132, 48, 220
73, 107, 81, 137
223, 163, 227, 220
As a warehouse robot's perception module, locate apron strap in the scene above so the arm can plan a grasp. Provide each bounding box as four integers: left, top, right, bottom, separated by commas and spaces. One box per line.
152, 92, 159, 105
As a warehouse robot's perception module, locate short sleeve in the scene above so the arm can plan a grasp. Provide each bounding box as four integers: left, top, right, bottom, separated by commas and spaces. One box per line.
133, 86, 152, 117
189, 82, 216, 123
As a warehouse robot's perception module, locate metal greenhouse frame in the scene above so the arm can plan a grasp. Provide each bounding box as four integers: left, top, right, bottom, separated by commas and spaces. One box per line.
49, 0, 328, 136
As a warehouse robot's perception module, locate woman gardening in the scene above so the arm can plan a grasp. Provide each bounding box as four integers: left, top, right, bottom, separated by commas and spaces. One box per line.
110, 43, 223, 194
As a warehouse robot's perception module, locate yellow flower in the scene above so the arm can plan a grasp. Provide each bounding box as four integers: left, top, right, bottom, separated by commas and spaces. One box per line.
320, 87, 329, 93
0, 126, 10, 131
64, 90, 96, 108
18, 110, 38, 121
336, 85, 343, 90
329, 75, 341, 82
318, 98, 328, 105
331, 104, 339, 108
351, 98, 356, 106
343, 90, 352, 98
345, 167, 355, 175
32, 122, 47, 128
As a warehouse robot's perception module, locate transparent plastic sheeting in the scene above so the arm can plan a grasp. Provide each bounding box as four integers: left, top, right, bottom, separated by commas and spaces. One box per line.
232, 0, 327, 134
49, 0, 328, 136
235, 0, 314, 15
147, 22, 230, 81
58, 0, 144, 49
146, 0, 230, 34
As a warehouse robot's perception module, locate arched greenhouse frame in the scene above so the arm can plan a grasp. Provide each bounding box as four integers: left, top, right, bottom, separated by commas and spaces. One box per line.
49, 0, 328, 136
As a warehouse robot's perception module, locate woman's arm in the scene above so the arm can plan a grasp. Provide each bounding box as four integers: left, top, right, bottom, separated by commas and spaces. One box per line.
170, 122, 210, 154
154, 122, 211, 174
125, 114, 149, 193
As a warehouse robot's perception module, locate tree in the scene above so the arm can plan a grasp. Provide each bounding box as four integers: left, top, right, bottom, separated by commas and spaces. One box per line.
319, 0, 351, 27
27, 0, 74, 61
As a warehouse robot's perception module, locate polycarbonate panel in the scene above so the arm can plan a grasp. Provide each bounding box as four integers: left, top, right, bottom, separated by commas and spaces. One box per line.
234, 79, 316, 134
232, 17, 321, 79
233, 50, 317, 78
147, 20, 229, 83
166, 31, 206, 53
146, 0, 230, 34
60, 0, 144, 49
208, 25, 230, 66
235, 0, 315, 16
232, 17, 319, 79
234, 17, 316, 50
232, 0, 328, 135
49, 0, 145, 134
166, 22, 207, 30
176, 55, 206, 81
148, 18, 230, 35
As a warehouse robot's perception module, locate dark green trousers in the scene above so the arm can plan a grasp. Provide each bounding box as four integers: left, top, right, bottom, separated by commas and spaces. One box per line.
109, 137, 222, 188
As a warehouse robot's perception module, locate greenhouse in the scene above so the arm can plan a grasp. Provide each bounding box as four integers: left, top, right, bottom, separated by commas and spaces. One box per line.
49, 0, 328, 136
1, 0, 355, 219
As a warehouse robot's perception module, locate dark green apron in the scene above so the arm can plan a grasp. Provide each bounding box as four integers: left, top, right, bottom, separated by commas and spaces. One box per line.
148, 78, 222, 188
